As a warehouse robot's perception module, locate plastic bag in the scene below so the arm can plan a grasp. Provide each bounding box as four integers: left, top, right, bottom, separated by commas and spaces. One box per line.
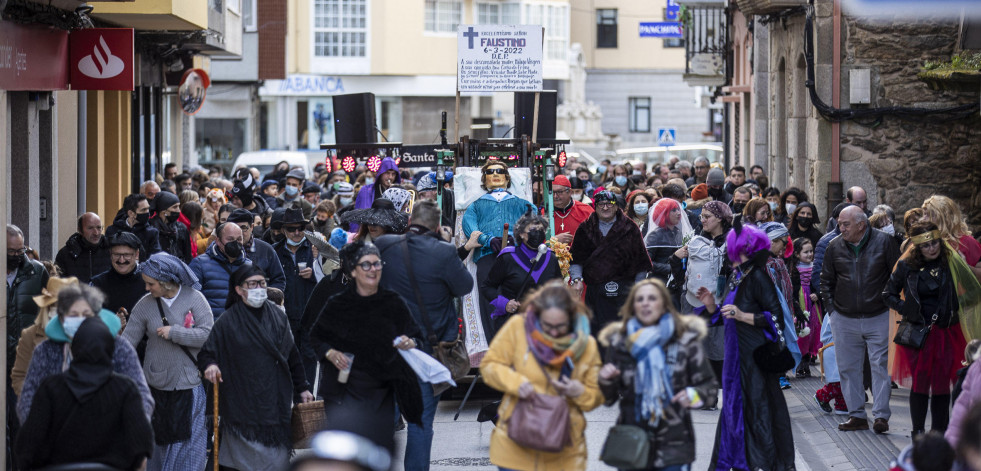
397, 347, 457, 387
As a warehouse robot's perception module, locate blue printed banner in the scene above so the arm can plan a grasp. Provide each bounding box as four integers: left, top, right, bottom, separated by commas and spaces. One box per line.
639, 22, 683, 38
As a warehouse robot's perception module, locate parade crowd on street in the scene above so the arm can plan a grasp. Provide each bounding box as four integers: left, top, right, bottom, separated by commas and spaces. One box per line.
6, 155, 981, 471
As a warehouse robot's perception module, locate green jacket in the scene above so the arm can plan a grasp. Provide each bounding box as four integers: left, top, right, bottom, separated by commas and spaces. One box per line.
6, 256, 48, 373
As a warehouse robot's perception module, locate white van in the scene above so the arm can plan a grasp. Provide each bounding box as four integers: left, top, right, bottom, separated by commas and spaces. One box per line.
230, 151, 322, 181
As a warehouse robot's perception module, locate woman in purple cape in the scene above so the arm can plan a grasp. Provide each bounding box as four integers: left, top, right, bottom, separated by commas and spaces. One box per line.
695, 222, 796, 471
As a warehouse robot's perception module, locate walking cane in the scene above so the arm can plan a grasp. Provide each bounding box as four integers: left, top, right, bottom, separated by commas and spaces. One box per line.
213, 382, 219, 471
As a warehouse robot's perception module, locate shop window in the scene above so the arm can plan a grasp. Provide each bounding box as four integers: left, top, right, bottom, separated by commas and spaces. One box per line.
596, 9, 617, 48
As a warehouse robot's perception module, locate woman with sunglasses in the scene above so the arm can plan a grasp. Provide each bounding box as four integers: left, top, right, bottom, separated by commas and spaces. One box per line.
884, 222, 981, 439
309, 240, 425, 436
199, 263, 314, 471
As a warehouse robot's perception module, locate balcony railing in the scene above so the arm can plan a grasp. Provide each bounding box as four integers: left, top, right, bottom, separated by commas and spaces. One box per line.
682, 5, 727, 86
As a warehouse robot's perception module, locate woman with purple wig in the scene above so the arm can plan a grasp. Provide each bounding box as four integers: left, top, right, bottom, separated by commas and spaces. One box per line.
695, 222, 796, 471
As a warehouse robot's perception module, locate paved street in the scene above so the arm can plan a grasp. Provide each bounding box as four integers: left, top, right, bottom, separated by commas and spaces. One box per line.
384, 375, 920, 471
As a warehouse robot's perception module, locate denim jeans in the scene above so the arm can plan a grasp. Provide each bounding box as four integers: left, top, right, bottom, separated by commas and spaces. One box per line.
404, 379, 441, 471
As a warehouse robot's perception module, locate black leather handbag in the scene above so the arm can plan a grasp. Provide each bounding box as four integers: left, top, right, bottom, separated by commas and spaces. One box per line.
753, 337, 796, 373
894, 313, 938, 350
600, 424, 652, 469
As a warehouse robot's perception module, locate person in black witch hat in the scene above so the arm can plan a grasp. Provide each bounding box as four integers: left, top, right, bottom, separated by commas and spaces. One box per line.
274, 207, 320, 382
15, 317, 154, 471
480, 210, 562, 338
340, 198, 409, 243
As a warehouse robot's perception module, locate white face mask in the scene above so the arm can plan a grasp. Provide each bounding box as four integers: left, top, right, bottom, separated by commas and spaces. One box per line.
768, 201, 779, 211
62, 316, 85, 339
339, 197, 353, 207
245, 288, 267, 308
633, 202, 649, 216
786, 203, 797, 215
882, 223, 895, 236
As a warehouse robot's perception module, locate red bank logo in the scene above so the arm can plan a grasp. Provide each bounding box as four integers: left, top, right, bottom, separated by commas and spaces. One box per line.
77, 36, 125, 79
70, 28, 133, 90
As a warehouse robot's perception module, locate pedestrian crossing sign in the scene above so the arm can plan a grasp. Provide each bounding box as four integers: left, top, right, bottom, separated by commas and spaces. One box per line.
657, 127, 676, 146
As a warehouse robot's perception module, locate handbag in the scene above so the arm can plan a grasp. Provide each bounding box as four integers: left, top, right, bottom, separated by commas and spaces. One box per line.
400, 236, 470, 393
600, 424, 652, 469
507, 361, 571, 453
894, 312, 938, 350
291, 361, 325, 448
753, 337, 796, 373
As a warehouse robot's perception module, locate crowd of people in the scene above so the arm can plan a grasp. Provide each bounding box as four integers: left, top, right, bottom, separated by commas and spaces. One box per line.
5, 154, 981, 471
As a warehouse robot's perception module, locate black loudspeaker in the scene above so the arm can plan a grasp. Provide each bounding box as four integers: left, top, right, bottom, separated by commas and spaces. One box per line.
514, 90, 557, 141
332, 93, 376, 144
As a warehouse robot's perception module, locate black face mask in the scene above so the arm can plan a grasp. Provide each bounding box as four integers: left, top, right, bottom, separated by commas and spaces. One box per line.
797, 217, 813, 228
165, 212, 180, 224
525, 229, 546, 248
272, 232, 286, 243
222, 241, 243, 260
135, 212, 150, 226
7, 255, 23, 269
732, 202, 746, 214
708, 187, 726, 200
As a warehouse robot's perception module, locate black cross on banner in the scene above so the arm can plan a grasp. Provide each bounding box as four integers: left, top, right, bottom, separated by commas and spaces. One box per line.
463, 26, 478, 49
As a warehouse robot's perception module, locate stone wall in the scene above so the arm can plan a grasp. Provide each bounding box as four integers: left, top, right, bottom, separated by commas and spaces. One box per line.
839, 17, 981, 232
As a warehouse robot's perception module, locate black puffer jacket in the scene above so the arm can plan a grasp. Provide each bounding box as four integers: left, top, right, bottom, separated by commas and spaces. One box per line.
54, 233, 112, 283
819, 228, 900, 317
598, 316, 718, 469
6, 256, 48, 373
150, 216, 193, 264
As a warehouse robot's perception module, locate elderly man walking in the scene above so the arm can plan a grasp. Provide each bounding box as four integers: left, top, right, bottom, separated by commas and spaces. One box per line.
820, 206, 900, 433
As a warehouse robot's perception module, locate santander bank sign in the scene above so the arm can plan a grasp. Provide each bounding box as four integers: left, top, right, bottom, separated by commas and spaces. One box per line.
70, 28, 133, 90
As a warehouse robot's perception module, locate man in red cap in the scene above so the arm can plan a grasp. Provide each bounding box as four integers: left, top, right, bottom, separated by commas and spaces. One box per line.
551, 174, 594, 245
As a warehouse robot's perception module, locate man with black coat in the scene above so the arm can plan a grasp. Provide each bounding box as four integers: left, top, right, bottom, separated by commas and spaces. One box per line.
569, 191, 653, 334
55, 213, 112, 283
106, 193, 161, 261
274, 208, 318, 380
90, 232, 148, 320
820, 206, 900, 434
150, 191, 193, 263
228, 209, 286, 291
374, 200, 474, 471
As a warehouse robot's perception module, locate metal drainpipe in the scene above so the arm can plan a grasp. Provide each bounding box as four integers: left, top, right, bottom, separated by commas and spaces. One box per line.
826, 0, 844, 219
78, 90, 87, 214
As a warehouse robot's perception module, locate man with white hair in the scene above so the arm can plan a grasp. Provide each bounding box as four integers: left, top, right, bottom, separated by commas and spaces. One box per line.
685, 156, 710, 186
140, 180, 160, 204
820, 206, 900, 434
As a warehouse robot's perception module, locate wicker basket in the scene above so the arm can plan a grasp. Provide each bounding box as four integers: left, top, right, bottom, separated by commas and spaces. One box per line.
291, 400, 326, 447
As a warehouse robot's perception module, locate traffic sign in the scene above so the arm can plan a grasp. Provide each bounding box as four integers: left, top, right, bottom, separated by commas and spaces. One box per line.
657, 128, 676, 146
666, 0, 681, 21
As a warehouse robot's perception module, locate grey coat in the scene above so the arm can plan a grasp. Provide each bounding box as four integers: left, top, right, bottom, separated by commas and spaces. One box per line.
122, 287, 214, 390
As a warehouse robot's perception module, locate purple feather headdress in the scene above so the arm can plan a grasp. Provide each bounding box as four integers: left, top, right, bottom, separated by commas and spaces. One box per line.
725, 219, 771, 264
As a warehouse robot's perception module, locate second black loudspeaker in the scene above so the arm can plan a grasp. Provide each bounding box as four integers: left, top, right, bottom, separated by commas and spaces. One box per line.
332, 93, 377, 144
514, 91, 557, 141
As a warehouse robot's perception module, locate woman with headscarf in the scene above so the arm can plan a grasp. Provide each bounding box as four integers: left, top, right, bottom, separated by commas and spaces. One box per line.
598, 279, 718, 471
645, 198, 693, 284
480, 211, 563, 338
341, 197, 409, 243
308, 240, 423, 430
697, 222, 795, 471
198, 264, 314, 471
122, 252, 214, 471
15, 317, 154, 471
11, 276, 80, 397
16, 284, 154, 424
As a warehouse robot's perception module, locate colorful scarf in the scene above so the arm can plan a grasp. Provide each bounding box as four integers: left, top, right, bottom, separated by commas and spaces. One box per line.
625, 315, 675, 426
525, 310, 590, 367
947, 241, 981, 341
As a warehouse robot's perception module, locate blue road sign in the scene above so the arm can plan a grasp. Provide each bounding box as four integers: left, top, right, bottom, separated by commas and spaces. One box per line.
640, 22, 684, 38
666, 0, 681, 21
657, 128, 676, 146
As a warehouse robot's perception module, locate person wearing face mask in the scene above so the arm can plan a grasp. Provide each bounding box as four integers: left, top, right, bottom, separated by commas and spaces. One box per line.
608, 163, 636, 194
789, 202, 824, 247
190, 222, 251, 319
16, 284, 154, 425
568, 173, 593, 206
123, 251, 214, 471
7, 225, 51, 380
107, 193, 163, 261
231, 172, 269, 217
870, 204, 905, 248
480, 212, 563, 337
776, 187, 808, 226
151, 191, 194, 264
729, 186, 753, 225
274, 208, 320, 382
598, 279, 718, 471
762, 187, 783, 223
227, 209, 287, 291
278, 168, 315, 219
262, 207, 288, 245
625, 190, 651, 233
199, 264, 314, 471
551, 175, 595, 246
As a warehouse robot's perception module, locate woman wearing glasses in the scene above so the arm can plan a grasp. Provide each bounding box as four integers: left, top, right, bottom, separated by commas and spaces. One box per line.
199, 263, 314, 471
309, 240, 425, 432
122, 252, 213, 471
884, 222, 981, 438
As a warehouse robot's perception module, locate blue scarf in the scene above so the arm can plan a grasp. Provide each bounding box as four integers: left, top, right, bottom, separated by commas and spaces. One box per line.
626, 315, 675, 426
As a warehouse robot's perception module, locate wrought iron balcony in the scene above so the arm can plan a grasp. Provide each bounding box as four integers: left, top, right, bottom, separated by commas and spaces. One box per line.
681, 4, 727, 87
